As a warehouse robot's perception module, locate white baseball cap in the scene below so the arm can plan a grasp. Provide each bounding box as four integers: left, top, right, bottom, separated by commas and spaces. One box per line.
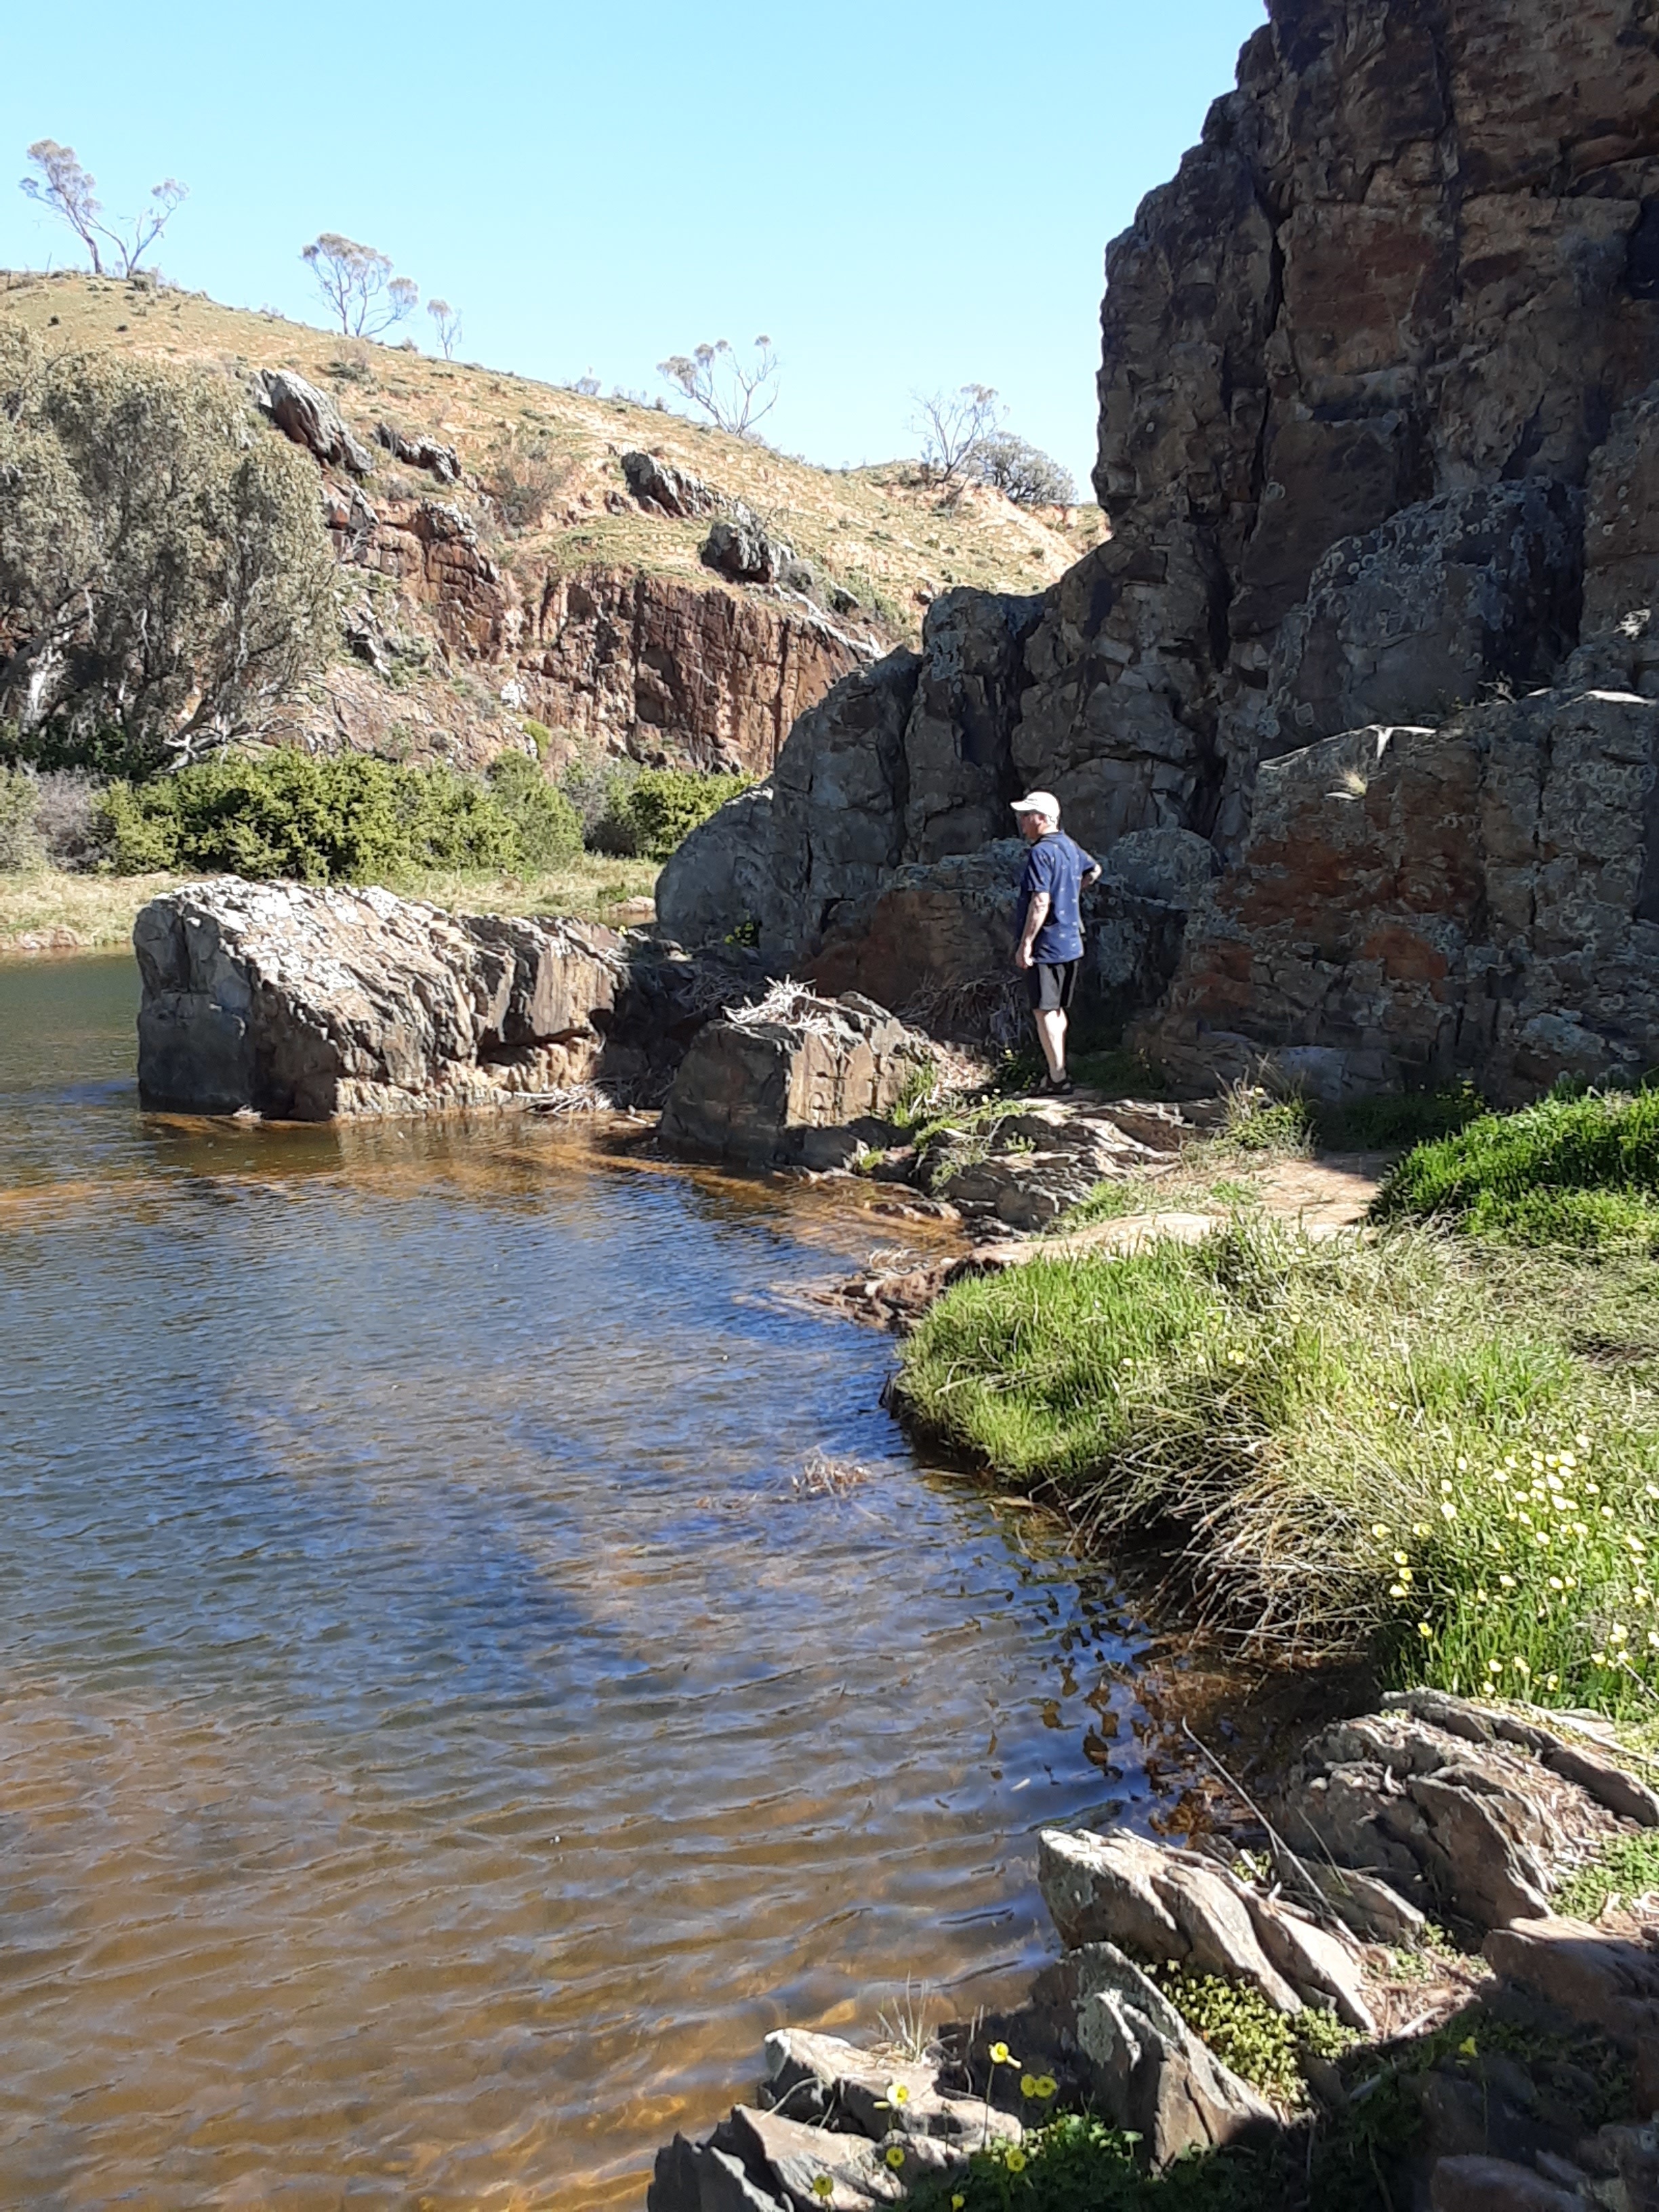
1010, 791, 1060, 819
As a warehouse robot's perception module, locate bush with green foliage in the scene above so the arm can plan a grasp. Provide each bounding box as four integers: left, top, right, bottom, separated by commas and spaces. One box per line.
483, 750, 583, 868
0, 328, 336, 776
592, 767, 750, 860
972, 430, 1078, 508
1375, 1088, 1659, 1248
97, 748, 580, 883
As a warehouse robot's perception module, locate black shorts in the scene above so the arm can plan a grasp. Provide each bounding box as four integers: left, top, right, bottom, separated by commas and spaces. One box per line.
1026, 959, 1080, 1012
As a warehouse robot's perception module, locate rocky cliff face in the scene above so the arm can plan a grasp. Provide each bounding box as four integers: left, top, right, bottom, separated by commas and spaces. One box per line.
319, 483, 866, 777
660, 0, 1659, 1092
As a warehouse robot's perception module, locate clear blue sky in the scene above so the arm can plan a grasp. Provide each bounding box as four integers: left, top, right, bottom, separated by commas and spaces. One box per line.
1, 1, 1268, 491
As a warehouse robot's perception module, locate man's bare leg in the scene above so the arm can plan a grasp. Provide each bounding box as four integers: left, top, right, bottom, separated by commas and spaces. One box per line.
1034, 1007, 1067, 1082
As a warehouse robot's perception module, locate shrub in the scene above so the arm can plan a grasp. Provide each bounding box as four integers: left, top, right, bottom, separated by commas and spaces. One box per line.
0, 764, 43, 869
972, 430, 1078, 508
484, 427, 573, 530
1316, 1083, 1486, 1151
591, 766, 750, 860
896, 1221, 1659, 1711
31, 770, 105, 868
485, 750, 582, 868
0, 329, 336, 775
96, 750, 576, 882
560, 753, 638, 842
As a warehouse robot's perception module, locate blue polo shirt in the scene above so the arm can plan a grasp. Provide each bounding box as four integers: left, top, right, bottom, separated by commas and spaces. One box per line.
1016, 831, 1097, 964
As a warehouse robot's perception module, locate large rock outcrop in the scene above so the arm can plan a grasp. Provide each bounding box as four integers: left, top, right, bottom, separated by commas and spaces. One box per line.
1136, 684, 1659, 1101
657, 0, 1659, 1088
134, 880, 733, 1118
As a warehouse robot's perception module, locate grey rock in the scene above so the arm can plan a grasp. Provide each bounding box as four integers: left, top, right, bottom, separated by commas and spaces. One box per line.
373, 422, 460, 483
1584, 384, 1659, 638
722, 2107, 906, 2209
1103, 828, 1222, 909
132, 880, 726, 1118
659, 987, 933, 1167
902, 590, 1046, 861
1281, 1852, 1429, 1946
1070, 1941, 1276, 2167
759, 2028, 1019, 2150
1040, 1827, 1374, 2030
1269, 482, 1584, 749
701, 516, 785, 586
1137, 689, 1659, 1105
253, 368, 375, 477
1277, 1707, 1593, 1932
623, 450, 722, 520
1429, 2154, 1588, 2212
647, 2134, 787, 2212
656, 651, 921, 962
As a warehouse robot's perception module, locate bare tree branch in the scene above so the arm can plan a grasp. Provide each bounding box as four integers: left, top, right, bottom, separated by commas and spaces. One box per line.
657, 336, 781, 438
302, 234, 419, 337
912, 383, 1003, 489
426, 298, 462, 360
19, 142, 187, 277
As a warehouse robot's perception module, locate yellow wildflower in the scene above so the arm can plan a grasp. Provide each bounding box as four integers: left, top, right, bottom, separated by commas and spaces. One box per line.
884, 2146, 906, 2171
1006, 2148, 1028, 2175
1021, 2074, 1039, 2098
1033, 2076, 1057, 2100
811, 2180, 834, 2203
989, 2042, 1015, 2066
1418, 1621, 1433, 1638
886, 2083, 910, 2108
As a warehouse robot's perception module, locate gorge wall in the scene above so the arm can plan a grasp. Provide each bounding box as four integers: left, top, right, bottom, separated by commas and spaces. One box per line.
661, 0, 1659, 1098
309, 483, 866, 778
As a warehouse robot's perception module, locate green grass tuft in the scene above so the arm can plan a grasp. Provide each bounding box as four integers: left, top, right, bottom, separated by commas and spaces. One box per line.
895, 1221, 1659, 1708
1376, 1090, 1659, 1246
1554, 1830, 1659, 1921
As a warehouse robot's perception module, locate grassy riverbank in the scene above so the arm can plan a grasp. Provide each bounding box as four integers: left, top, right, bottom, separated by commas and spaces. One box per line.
0, 856, 661, 951
897, 1090, 1659, 1719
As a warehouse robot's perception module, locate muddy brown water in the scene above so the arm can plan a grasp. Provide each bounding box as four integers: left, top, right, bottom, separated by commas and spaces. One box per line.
0, 955, 1205, 2211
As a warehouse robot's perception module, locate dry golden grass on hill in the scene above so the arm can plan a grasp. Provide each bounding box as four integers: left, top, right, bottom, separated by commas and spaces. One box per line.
0, 270, 1103, 639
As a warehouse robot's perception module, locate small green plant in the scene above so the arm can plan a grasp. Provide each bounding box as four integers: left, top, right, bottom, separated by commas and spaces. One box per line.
1554, 1829, 1659, 1920
522, 718, 554, 760
1149, 1968, 1356, 2108
1218, 1086, 1315, 1156
724, 915, 761, 949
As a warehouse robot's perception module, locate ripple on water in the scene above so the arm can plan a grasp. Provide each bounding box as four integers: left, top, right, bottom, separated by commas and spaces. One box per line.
0, 955, 1168, 2209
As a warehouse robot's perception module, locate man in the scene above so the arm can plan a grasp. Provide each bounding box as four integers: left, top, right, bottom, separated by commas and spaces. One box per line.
1010, 791, 1099, 1097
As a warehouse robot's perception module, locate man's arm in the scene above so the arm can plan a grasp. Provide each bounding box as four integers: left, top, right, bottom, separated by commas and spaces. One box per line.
1015, 890, 1050, 970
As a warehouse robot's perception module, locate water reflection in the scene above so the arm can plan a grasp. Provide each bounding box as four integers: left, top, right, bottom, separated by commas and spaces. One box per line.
1, 954, 1169, 2210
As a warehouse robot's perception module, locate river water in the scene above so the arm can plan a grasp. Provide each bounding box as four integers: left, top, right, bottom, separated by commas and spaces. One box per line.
0, 956, 1185, 2211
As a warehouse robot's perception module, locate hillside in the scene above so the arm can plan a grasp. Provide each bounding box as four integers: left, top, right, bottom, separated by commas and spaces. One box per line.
0, 270, 1102, 779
